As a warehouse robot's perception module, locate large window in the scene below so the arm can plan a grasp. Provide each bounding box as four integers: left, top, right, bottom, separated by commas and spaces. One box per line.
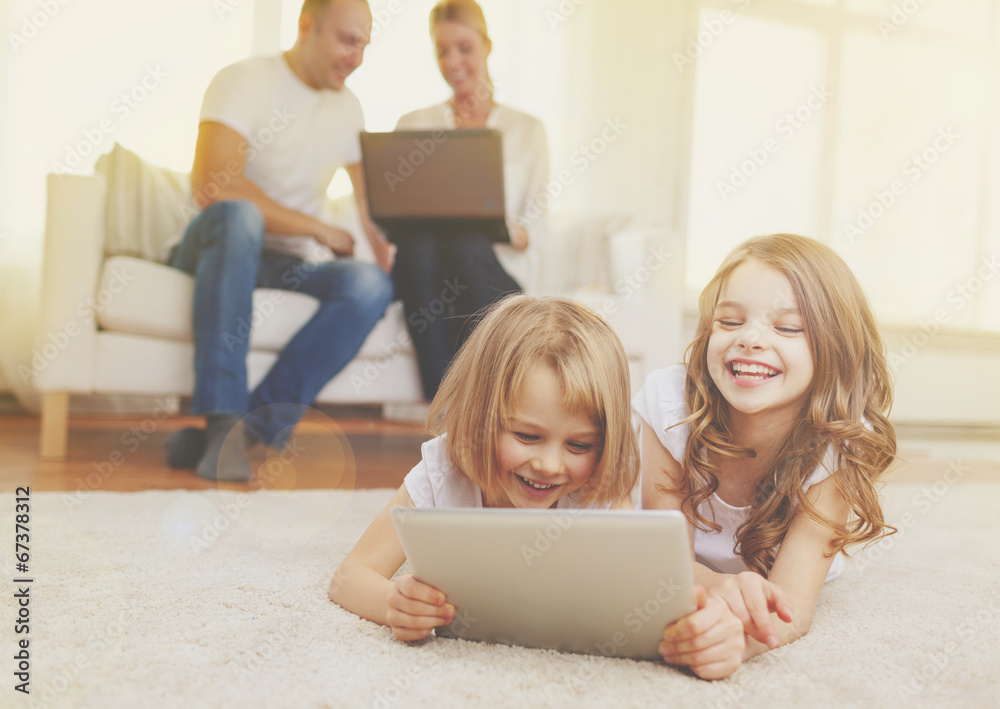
1, 0, 254, 238
685, 0, 1000, 331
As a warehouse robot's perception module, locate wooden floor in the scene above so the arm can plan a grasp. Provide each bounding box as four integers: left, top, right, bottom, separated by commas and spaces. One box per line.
0, 410, 997, 493
0, 409, 431, 493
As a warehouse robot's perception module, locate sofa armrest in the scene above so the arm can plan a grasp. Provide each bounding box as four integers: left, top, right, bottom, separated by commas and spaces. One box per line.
35, 173, 107, 393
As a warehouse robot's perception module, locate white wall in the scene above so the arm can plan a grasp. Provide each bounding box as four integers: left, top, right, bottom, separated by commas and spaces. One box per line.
883, 329, 1000, 427
554, 1, 693, 371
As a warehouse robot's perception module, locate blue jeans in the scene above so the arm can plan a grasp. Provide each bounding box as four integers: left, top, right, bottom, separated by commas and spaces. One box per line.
169, 200, 394, 446
391, 231, 521, 400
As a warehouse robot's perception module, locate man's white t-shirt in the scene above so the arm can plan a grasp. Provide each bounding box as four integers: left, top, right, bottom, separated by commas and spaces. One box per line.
199, 55, 365, 260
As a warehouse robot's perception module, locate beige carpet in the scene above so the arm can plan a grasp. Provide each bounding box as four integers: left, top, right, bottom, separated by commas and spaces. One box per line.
3, 483, 998, 709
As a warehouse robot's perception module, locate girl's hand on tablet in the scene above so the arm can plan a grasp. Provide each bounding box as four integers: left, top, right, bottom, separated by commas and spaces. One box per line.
385, 574, 455, 642
708, 571, 793, 649
659, 586, 745, 680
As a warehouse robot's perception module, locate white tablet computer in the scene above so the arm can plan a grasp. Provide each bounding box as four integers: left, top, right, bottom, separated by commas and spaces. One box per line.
390, 507, 696, 661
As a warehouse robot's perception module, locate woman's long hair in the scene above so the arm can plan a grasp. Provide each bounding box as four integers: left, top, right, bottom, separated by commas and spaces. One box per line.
675, 234, 896, 576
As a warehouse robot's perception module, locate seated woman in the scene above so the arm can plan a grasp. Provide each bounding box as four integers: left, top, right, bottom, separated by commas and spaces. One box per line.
393, 0, 550, 400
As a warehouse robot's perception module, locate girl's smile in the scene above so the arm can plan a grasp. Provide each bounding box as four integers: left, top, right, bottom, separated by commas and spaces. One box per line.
725, 358, 782, 386
706, 259, 814, 420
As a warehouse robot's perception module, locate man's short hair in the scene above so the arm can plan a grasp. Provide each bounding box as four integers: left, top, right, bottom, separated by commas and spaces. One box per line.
300, 0, 368, 18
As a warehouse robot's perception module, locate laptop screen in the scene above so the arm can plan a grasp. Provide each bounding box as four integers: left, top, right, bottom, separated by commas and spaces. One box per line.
360, 129, 506, 222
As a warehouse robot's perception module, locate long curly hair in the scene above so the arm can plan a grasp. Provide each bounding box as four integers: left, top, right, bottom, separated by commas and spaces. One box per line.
676, 234, 896, 576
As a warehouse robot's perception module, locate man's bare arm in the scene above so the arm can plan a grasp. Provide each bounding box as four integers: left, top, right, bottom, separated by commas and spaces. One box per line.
344, 161, 394, 272
191, 121, 353, 255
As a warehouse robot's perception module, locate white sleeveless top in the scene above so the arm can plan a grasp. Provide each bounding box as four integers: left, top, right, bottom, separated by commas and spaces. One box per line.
632, 365, 844, 582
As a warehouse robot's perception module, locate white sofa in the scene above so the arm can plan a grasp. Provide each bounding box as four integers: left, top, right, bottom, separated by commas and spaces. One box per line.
36, 148, 678, 459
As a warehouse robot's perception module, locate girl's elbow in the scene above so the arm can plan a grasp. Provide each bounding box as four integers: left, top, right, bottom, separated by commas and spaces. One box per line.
787, 614, 814, 643
328, 567, 349, 604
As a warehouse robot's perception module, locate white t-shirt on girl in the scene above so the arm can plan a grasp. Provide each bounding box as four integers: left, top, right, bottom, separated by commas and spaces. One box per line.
404, 436, 608, 510
632, 365, 844, 582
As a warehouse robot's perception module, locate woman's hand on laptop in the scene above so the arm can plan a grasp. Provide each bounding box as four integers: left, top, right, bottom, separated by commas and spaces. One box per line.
360, 219, 396, 273
506, 219, 529, 250
385, 574, 456, 642
658, 586, 745, 680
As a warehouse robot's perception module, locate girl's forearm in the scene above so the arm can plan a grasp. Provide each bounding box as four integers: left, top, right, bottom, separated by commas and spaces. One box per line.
329, 561, 394, 627
694, 562, 723, 590
194, 173, 322, 237
742, 613, 811, 660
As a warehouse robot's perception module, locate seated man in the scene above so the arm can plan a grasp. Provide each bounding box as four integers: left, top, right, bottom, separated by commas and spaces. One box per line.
166, 0, 395, 482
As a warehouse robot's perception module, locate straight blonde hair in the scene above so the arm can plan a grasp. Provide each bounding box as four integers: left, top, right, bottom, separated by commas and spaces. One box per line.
300, 0, 367, 20
429, 0, 491, 48
676, 234, 896, 575
428, 295, 638, 507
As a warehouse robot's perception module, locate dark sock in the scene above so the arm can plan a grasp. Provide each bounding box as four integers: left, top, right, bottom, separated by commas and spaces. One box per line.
196, 415, 252, 482
165, 427, 207, 469
167, 424, 261, 471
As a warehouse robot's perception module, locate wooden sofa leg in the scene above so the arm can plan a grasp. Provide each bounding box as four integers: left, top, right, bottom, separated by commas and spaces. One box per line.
40, 392, 70, 460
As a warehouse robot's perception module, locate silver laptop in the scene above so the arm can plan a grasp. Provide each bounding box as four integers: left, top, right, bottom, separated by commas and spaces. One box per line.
390, 507, 696, 661
360, 129, 509, 244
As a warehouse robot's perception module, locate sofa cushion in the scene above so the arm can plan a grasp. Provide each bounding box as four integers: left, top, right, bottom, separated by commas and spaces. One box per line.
91, 330, 423, 404
95, 143, 198, 263
95, 256, 412, 358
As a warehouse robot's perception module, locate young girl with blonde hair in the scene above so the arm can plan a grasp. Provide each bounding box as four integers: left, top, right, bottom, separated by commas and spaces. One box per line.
330, 297, 632, 628
641, 234, 896, 676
